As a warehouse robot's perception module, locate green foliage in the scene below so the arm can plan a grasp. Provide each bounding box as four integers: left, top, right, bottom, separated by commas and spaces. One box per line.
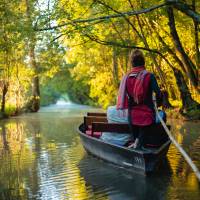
186, 109, 200, 120
5, 104, 16, 116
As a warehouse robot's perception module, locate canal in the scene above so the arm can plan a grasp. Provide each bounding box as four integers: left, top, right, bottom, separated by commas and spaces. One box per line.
0, 103, 200, 200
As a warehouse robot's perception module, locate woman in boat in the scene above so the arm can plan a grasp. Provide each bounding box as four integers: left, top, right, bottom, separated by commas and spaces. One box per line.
109, 49, 166, 148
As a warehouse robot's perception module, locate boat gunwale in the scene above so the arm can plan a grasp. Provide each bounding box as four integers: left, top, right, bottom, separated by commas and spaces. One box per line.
78, 123, 171, 155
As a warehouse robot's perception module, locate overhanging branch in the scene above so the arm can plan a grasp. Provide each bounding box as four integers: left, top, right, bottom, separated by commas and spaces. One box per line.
35, 2, 167, 31
35, 0, 200, 32
83, 33, 162, 54
166, 0, 200, 23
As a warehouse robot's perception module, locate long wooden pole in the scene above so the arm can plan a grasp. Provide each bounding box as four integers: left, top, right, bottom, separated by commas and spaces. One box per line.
153, 95, 200, 181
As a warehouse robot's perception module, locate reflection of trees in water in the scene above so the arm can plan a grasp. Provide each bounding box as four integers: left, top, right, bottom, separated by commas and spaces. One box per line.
1, 124, 9, 152
60, 144, 95, 200
188, 136, 200, 172
78, 155, 172, 200
0, 119, 52, 200
0, 121, 34, 200
166, 122, 200, 198
21, 118, 93, 200
0, 116, 199, 200
0, 121, 26, 157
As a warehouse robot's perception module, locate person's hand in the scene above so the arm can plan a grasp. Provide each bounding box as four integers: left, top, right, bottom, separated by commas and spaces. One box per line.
161, 90, 170, 109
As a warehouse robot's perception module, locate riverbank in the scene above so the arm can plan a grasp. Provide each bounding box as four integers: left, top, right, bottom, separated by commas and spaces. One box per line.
0, 104, 199, 122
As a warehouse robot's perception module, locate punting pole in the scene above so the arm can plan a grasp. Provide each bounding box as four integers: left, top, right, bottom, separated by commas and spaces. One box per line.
153, 95, 200, 181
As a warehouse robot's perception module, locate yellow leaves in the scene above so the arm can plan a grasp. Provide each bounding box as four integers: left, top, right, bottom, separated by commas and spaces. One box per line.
45, 66, 60, 78
71, 64, 92, 81
170, 99, 182, 107
30, 95, 40, 100
51, 0, 200, 109
35, 133, 41, 138
18, 1, 27, 13
90, 71, 117, 108
58, 0, 94, 21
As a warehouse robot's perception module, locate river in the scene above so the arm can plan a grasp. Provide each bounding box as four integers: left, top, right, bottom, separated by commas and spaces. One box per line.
0, 102, 199, 200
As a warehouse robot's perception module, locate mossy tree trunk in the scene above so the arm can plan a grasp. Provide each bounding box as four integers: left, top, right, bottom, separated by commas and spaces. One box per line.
1, 82, 8, 114
173, 68, 199, 112
25, 0, 40, 112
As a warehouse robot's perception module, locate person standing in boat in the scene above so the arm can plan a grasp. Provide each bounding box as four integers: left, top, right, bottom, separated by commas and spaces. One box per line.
110, 49, 165, 148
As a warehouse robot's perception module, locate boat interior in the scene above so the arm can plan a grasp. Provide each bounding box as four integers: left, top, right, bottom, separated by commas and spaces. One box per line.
82, 112, 170, 149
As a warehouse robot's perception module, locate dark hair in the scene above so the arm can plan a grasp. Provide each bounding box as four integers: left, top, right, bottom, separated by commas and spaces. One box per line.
130, 49, 145, 67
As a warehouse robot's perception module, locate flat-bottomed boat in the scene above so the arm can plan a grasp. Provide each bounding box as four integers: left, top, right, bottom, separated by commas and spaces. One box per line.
78, 112, 171, 174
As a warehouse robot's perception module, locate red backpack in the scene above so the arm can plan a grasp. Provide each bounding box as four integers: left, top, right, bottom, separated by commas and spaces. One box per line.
128, 70, 149, 104
127, 70, 153, 126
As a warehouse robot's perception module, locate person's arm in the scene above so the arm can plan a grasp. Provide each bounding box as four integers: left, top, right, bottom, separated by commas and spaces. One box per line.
150, 74, 163, 106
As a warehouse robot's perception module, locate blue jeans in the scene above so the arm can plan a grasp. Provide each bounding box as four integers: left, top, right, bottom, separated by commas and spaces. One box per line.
155, 110, 166, 123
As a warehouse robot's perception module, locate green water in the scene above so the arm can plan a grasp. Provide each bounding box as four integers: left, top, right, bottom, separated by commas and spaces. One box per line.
0, 103, 199, 200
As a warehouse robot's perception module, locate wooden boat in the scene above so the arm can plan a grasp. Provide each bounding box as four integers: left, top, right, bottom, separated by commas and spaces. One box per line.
78, 112, 171, 174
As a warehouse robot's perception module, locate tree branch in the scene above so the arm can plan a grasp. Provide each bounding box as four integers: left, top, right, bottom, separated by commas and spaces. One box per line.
35, 2, 168, 31
166, 0, 200, 23
82, 33, 163, 55
35, 0, 200, 32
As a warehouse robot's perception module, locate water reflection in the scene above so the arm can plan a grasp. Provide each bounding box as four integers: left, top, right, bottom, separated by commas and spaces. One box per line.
78, 155, 172, 200
0, 121, 34, 200
0, 105, 199, 200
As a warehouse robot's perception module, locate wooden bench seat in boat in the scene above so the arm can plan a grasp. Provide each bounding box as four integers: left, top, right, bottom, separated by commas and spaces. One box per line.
84, 115, 170, 147
87, 112, 107, 117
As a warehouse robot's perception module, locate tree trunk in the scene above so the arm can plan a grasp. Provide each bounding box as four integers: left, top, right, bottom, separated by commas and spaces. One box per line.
25, 0, 40, 112
146, 18, 200, 110
192, 0, 200, 69
112, 47, 119, 86
1, 82, 8, 114
167, 6, 198, 87
29, 44, 40, 112
172, 68, 199, 112
148, 18, 187, 74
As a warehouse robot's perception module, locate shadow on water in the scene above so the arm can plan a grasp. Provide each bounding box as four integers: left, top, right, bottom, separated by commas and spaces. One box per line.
78, 154, 172, 200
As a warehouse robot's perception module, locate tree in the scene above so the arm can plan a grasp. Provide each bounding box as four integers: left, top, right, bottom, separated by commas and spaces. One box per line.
0, 0, 30, 116
25, 0, 40, 112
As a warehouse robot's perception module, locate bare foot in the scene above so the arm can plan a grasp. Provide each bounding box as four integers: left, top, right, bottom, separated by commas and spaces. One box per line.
128, 143, 135, 148
128, 138, 139, 148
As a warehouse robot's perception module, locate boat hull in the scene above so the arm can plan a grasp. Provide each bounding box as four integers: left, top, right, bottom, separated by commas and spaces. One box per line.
78, 123, 171, 174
